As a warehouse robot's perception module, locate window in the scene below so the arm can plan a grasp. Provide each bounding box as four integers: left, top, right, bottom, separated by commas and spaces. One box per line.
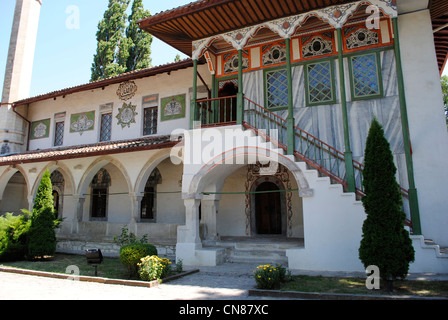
100, 113, 112, 142
90, 168, 111, 220
140, 168, 162, 221
143, 107, 158, 135
349, 52, 383, 100
54, 121, 64, 146
305, 60, 335, 106
265, 68, 288, 109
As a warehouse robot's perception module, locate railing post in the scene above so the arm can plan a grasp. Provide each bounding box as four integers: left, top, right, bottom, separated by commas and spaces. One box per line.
190, 59, 198, 129
237, 49, 244, 125
286, 38, 295, 155
392, 17, 422, 235
336, 28, 356, 193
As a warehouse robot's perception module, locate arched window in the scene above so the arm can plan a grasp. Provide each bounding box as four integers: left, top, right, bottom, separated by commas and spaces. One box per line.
90, 168, 111, 220
141, 168, 162, 221
50, 170, 65, 219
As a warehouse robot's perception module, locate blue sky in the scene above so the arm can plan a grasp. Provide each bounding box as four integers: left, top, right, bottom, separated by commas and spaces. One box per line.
0, 0, 192, 98
1, 1, 447, 99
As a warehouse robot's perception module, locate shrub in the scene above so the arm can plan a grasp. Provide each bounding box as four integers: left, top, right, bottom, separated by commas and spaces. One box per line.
138, 255, 172, 281
113, 225, 148, 246
27, 170, 61, 260
0, 213, 31, 261
253, 264, 285, 289
119, 243, 157, 277
359, 118, 415, 282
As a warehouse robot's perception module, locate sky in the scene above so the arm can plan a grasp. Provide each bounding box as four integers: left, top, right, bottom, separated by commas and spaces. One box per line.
0, 1, 447, 100
0, 0, 193, 98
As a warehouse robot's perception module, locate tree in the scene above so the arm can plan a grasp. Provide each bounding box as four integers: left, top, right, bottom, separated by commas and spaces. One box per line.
90, 0, 153, 81
26, 170, 60, 259
359, 118, 414, 290
91, 0, 131, 81
441, 75, 448, 125
124, 0, 152, 72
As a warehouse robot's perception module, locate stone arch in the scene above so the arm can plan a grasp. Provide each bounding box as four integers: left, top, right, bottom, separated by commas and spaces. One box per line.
0, 165, 29, 214
0, 165, 30, 201
32, 162, 75, 198
77, 156, 132, 196
187, 146, 312, 199
134, 148, 181, 197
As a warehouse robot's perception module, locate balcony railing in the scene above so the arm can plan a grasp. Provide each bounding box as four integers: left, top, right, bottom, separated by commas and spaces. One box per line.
195, 95, 237, 127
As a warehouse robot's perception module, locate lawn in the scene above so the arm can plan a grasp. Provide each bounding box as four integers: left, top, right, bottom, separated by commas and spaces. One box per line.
280, 275, 448, 298
0, 253, 129, 279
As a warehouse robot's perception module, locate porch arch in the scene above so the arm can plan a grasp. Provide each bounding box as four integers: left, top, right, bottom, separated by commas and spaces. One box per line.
187, 146, 312, 198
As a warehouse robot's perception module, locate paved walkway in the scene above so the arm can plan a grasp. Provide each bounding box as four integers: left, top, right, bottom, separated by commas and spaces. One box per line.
1, 262, 447, 300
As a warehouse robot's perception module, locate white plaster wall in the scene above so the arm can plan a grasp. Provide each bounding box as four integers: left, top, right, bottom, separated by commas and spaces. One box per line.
27, 64, 210, 150
398, 9, 448, 246
287, 167, 367, 272
155, 158, 185, 224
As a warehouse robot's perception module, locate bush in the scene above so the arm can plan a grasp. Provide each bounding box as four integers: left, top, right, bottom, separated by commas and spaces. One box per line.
0, 213, 31, 261
113, 225, 148, 246
359, 118, 415, 282
253, 264, 287, 289
27, 170, 61, 259
119, 243, 157, 277
138, 255, 172, 281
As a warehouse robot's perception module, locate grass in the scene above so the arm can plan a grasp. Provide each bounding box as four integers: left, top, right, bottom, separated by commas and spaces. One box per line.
0, 253, 130, 279
280, 275, 448, 298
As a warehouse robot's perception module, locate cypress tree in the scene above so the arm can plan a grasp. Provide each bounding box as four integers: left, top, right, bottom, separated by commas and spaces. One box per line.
124, 0, 152, 72
91, 0, 131, 81
359, 118, 414, 287
27, 170, 59, 259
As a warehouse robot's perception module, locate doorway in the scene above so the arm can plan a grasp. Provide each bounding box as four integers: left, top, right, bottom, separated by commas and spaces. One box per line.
218, 81, 238, 123
255, 182, 282, 234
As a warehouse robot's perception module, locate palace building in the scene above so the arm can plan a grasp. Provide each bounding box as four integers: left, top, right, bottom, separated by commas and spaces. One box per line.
1, 0, 447, 273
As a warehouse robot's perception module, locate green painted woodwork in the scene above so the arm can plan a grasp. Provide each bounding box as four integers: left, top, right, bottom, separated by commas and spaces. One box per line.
392, 18, 422, 235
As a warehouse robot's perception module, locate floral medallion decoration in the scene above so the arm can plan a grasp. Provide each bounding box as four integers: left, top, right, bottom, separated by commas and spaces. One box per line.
70, 111, 95, 134
30, 119, 50, 140
116, 102, 138, 128
116, 80, 137, 101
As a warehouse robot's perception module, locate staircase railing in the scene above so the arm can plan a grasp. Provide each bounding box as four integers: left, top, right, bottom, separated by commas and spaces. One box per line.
242, 97, 409, 199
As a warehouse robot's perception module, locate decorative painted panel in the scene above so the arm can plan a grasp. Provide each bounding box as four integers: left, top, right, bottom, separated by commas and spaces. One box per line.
30, 119, 50, 140
161, 94, 186, 121
70, 111, 95, 134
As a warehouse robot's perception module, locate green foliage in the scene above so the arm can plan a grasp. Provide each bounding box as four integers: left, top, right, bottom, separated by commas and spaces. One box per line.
359, 118, 414, 280
90, 0, 152, 81
0, 213, 31, 261
119, 243, 157, 277
138, 255, 172, 281
113, 225, 148, 246
441, 75, 448, 125
253, 264, 289, 289
125, 0, 152, 72
27, 170, 61, 260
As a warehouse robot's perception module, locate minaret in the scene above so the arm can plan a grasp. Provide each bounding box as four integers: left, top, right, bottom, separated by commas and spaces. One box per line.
0, 0, 42, 154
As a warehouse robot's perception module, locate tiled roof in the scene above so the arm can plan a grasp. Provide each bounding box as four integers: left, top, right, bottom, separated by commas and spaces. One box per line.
13, 59, 196, 106
0, 135, 179, 166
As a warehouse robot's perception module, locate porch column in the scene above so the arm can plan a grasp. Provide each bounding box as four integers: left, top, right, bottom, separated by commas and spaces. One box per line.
177, 198, 202, 245
236, 49, 244, 124
27, 195, 34, 212
190, 59, 198, 129
201, 198, 220, 241
72, 194, 85, 233
73, 194, 85, 221
285, 38, 295, 155
129, 193, 142, 232
336, 28, 356, 193
392, 18, 421, 235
